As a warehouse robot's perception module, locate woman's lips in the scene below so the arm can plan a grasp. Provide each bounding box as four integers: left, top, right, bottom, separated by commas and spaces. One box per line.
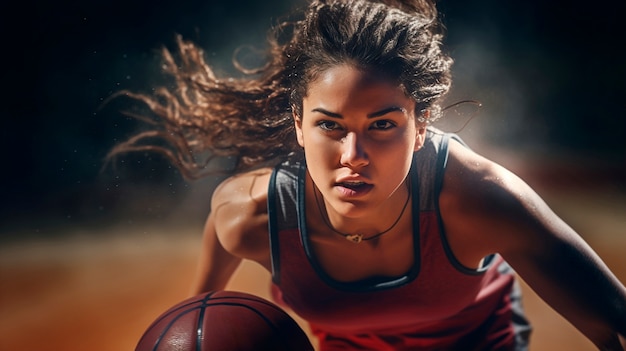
334, 181, 373, 197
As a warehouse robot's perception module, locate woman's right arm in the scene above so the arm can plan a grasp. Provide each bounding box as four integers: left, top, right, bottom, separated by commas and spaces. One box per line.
189, 210, 243, 295
189, 169, 273, 296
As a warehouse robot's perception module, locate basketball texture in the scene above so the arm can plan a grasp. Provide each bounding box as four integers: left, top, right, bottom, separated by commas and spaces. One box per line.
135, 290, 313, 351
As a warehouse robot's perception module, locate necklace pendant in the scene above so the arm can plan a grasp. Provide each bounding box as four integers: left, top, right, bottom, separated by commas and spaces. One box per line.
345, 234, 363, 243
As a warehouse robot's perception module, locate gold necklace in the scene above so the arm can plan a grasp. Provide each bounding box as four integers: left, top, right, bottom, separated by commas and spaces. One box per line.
312, 179, 411, 243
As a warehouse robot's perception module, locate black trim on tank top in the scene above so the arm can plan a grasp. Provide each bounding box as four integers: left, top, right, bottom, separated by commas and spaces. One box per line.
434, 133, 496, 275
298, 154, 422, 292
268, 164, 281, 285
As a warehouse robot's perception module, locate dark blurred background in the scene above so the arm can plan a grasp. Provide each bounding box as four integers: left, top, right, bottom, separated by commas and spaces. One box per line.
2, 0, 625, 239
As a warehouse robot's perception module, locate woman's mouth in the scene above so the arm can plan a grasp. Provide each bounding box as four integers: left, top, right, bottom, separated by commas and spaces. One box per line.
335, 181, 373, 197
340, 181, 366, 189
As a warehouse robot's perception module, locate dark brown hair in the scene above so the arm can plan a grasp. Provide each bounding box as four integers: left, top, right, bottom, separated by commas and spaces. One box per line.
105, 0, 452, 179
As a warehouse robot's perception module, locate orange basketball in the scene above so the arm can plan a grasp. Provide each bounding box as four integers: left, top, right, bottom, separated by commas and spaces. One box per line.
135, 290, 313, 351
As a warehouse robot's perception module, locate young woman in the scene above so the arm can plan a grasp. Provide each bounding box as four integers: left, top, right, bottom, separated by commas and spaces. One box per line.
108, 0, 626, 349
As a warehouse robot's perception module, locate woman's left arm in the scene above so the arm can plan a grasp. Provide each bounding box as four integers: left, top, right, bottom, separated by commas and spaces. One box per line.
441, 141, 626, 350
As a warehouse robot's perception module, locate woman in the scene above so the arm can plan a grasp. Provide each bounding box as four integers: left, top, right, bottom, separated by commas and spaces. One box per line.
108, 0, 626, 349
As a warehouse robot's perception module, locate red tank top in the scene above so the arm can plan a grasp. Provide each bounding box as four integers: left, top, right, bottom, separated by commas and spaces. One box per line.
267, 129, 522, 350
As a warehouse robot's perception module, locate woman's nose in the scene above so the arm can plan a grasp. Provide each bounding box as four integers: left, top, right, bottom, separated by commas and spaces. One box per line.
339, 132, 369, 169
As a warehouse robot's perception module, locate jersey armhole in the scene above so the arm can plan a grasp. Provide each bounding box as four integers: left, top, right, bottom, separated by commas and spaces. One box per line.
267, 165, 281, 285
434, 134, 496, 275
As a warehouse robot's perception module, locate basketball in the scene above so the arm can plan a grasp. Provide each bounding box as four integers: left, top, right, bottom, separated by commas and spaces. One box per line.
135, 290, 313, 351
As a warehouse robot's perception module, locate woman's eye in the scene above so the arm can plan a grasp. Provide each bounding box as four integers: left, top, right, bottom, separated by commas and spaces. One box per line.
371, 120, 395, 130
317, 120, 340, 131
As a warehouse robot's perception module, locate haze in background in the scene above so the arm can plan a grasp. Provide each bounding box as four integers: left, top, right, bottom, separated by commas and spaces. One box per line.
2, 0, 624, 238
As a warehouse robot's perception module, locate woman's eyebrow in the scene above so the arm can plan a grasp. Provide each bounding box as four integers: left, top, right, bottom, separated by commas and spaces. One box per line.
310, 106, 406, 118
367, 106, 406, 118
310, 108, 342, 118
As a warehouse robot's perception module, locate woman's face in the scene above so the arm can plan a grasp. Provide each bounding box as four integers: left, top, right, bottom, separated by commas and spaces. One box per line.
295, 64, 426, 219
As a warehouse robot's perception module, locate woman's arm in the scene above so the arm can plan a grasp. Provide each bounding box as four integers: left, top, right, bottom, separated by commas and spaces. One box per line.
440, 140, 626, 350
190, 169, 273, 296
190, 210, 243, 295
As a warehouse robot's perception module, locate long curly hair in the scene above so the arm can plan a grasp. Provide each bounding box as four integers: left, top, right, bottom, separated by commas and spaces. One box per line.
105, 0, 453, 179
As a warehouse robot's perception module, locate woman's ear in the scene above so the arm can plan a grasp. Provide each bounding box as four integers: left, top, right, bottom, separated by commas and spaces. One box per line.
293, 111, 305, 147
414, 110, 429, 151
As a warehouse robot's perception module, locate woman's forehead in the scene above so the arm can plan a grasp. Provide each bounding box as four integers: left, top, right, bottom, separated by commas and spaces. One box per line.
303, 65, 414, 113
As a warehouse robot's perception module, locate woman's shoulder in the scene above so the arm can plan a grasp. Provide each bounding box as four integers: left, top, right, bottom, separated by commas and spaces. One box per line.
212, 167, 274, 208
442, 138, 527, 202
210, 167, 274, 260
439, 138, 556, 259
439, 138, 534, 221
